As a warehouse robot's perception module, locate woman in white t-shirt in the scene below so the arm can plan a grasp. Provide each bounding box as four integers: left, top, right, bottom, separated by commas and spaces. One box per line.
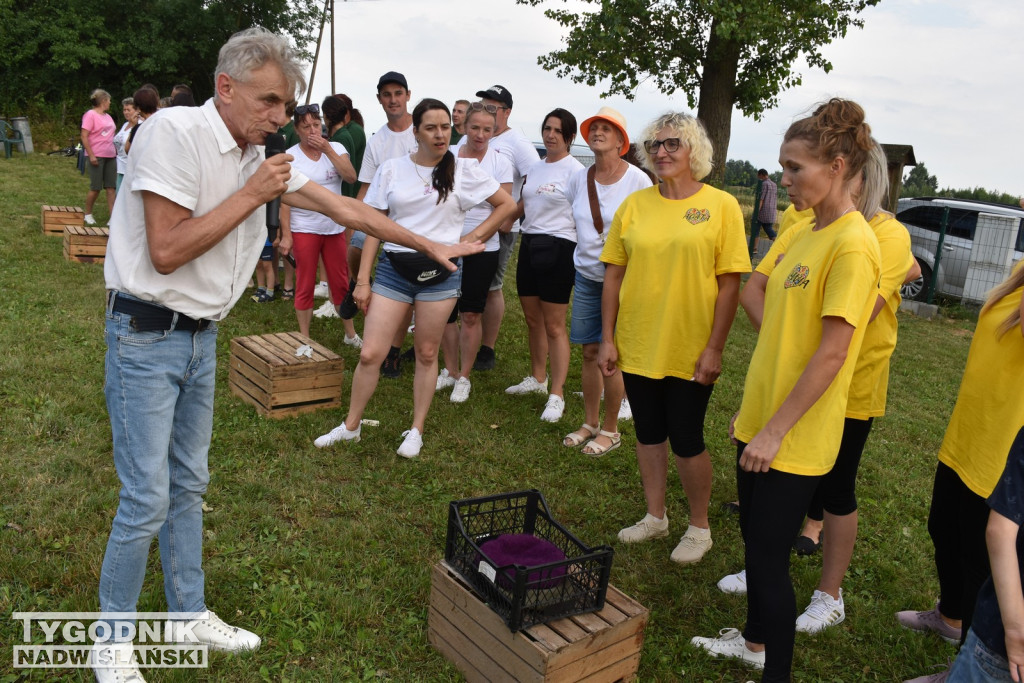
277, 103, 358, 339
507, 108, 584, 424
112, 97, 139, 193
315, 99, 516, 458
435, 103, 514, 404
563, 107, 652, 454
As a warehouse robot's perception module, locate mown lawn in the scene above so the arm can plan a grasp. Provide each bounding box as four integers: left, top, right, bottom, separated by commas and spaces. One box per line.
0, 154, 975, 681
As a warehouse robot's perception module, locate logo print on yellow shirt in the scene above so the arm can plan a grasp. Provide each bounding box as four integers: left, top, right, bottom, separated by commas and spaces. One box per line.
784, 263, 811, 289
685, 208, 711, 224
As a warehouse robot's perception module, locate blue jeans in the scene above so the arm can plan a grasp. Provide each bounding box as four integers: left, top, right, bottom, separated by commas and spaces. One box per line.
99, 293, 217, 622
949, 628, 1014, 682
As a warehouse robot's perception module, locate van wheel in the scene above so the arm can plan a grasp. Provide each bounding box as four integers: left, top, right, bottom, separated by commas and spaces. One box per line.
901, 259, 931, 301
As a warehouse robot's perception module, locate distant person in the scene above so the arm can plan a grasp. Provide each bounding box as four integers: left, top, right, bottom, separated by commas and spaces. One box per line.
81, 88, 117, 225
171, 83, 192, 99
756, 168, 778, 240
124, 86, 159, 155
112, 97, 139, 193
170, 91, 197, 107
450, 99, 469, 144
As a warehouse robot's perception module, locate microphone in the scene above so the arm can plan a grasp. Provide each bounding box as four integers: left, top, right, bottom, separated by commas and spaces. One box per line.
265, 132, 287, 243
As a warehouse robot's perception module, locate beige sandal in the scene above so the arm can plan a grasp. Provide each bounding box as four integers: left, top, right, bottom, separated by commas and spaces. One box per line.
563, 423, 599, 447
583, 430, 621, 456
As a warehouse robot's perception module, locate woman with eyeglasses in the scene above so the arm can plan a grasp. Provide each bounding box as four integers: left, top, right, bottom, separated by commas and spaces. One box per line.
277, 103, 358, 335
435, 102, 514, 403
315, 99, 516, 458
507, 108, 584, 424
597, 112, 749, 565
562, 107, 652, 455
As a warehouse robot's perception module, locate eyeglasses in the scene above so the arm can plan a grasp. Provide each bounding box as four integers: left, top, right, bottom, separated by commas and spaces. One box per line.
295, 103, 320, 117
468, 102, 503, 115
643, 137, 682, 154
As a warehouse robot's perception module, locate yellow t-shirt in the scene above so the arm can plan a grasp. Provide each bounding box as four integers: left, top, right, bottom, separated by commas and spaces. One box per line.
755, 213, 914, 418
938, 263, 1024, 497
777, 205, 814, 237
600, 184, 751, 380
734, 211, 881, 475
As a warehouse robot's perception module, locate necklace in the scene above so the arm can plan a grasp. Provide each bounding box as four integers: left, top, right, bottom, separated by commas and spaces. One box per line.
412, 156, 433, 191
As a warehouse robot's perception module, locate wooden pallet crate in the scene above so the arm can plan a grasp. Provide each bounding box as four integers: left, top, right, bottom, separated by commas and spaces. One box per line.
63, 226, 109, 263
429, 560, 648, 683
41, 205, 84, 235
228, 332, 344, 418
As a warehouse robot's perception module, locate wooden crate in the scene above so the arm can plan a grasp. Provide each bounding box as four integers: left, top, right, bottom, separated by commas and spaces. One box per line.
63, 226, 109, 263
429, 560, 648, 683
228, 332, 344, 418
41, 205, 84, 235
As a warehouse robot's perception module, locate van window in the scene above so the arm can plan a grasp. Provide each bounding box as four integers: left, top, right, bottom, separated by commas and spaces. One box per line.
896, 205, 977, 240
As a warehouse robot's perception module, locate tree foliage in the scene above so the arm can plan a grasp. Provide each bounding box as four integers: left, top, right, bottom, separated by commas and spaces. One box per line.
515, 0, 880, 184
899, 163, 1019, 205
901, 163, 938, 197
724, 159, 757, 187
0, 0, 321, 118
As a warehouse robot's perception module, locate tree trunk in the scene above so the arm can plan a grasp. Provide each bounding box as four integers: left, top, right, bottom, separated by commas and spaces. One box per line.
697, 17, 741, 187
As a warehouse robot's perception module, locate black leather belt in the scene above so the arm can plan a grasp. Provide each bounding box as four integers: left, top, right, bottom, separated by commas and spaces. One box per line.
110, 292, 212, 333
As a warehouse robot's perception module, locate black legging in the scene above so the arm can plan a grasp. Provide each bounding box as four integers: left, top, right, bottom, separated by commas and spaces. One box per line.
736, 443, 823, 683
928, 461, 991, 641
805, 417, 874, 521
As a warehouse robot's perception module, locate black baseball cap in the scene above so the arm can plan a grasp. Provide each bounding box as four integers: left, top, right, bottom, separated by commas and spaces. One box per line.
475, 85, 513, 108
377, 71, 409, 91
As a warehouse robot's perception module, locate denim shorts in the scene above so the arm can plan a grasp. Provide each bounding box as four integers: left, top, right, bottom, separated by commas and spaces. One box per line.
371, 252, 461, 304
948, 628, 1014, 682
489, 231, 517, 291
350, 229, 367, 250
569, 272, 604, 345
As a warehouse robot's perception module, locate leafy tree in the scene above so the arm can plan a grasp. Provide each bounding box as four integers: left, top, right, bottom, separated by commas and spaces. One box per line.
724, 158, 757, 187
515, 0, 880, 185
900, 163, 938, 198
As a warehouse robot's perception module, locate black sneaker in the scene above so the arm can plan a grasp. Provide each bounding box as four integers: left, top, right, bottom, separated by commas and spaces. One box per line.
338, 278, 359, 319
473, 345, 496, 371
381, 347, 402, 378
400, 346, 416, 362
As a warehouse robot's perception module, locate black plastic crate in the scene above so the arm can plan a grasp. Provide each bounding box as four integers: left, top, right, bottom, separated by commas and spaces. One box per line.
444, 489, 614, 631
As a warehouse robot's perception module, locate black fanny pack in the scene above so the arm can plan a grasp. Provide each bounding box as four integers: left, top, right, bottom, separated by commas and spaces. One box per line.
385, 251, 457, 286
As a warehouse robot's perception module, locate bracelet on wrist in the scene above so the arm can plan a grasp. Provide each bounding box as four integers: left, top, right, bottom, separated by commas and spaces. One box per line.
354, 282, 370, 287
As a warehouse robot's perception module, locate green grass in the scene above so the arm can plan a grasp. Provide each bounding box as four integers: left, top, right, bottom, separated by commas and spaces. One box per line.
0, 153, 977, 681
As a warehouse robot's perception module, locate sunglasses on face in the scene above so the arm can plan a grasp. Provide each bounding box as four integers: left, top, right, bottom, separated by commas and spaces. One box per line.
643, 137, 682, 154
468, 102, 507, 114
295, 103, 320, 117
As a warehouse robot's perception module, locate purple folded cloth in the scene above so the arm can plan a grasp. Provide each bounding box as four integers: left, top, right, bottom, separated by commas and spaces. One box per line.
478, 534, 567, 590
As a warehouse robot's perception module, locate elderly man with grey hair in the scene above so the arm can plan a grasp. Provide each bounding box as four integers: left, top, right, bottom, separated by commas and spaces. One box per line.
93, 28, 480, 682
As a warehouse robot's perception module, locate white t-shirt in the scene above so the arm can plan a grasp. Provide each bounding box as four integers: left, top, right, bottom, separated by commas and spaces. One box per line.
565, 163, 653, 281
456, 126, 539, 201
287, 141, 349, 235
105, 99, 308, 320
365, 155, 500, 254
520, 155, 584, 242
357, 123, 417, 185
457, 147, 513, 252
113, 121, 134, 174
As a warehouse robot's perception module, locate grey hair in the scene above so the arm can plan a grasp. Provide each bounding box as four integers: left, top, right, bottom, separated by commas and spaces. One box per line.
637, 112, 714, 181
121, 97, 135, 107
856, 139, 890, 221
214, 27, 306, 101
90, 89, 111, 106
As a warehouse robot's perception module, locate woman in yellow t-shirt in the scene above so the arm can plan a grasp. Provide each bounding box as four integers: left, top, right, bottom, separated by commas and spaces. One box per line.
598, 112, 750, 566
690, 99, 881, 680
896, 259, 1024, 669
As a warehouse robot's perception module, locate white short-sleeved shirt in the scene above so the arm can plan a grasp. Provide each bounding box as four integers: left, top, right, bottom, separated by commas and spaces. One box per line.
104, 99, 308, 320
113, 121, 134, 174
357, 124, 417, 185
520, 155, 584, 242
565, 163, 653, 281
457, 126, 539, 201
287, 141, 348, 235
364, 155, 499, 254
456, 147, 513, 252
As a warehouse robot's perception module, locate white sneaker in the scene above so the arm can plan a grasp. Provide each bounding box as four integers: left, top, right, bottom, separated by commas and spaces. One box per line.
505, 375, 548, 395
450, 377, 471, 403
618, 398, 633, 421
540, 394, 565, 422
796, 589, 845, 633
314, 422, 360, 447
670, 525, 713, 565
617, 512, 669, 543
91, 641, 145, 682
84, 214, 97, 226
171, 611, 261, 652
691, 628, 765, 669
343, 334, 363, 349
718, 569, 747, 595
312, 300, 339, 318
313, 281, 329, 299
435, 368, 456, 391
397, 428, 422, 458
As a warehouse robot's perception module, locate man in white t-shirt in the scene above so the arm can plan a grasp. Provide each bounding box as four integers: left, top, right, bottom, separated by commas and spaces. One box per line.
467, 85, 541, 371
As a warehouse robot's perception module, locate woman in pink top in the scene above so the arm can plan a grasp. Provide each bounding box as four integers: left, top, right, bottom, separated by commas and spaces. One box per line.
81, 88, 117, 225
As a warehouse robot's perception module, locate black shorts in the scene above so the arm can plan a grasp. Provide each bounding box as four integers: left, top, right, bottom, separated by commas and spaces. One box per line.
515, 233, 576, 304
622, 372, 714, 457
806, 417, 874, 519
